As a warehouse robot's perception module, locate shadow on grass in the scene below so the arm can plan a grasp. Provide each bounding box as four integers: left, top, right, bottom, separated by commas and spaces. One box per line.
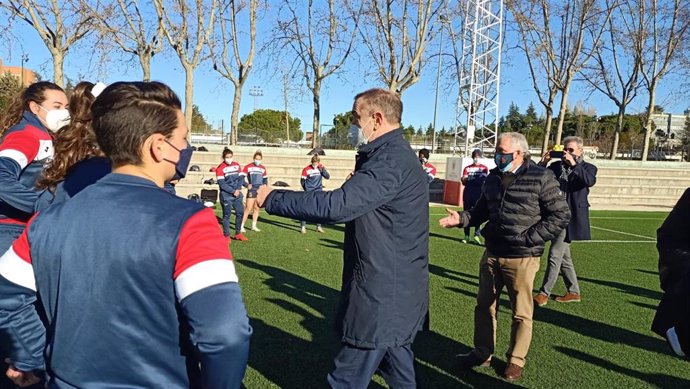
258, 217, 302, 232
635, 269, 659, 277
532, 303, 668, 355
556, 346, 690, 387
629, 301, 659, 311
429, 231, 464, 243
446, 283, 669, 356
579, 276, 662, 300
240, 259, 340, 388
240, 259, 515, 388
429, 264, 479, 285
319, 238, 344, 250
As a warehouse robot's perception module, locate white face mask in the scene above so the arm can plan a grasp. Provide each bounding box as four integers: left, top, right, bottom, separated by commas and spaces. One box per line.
254, 159, 261, 166
224, 157, 233, 165
39, 106, 70, 132
473, 158, 480, 165
312, 163, 318, 169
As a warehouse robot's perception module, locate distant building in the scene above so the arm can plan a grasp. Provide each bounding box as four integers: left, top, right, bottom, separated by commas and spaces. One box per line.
0, 59, 37, 87
651, 112, 687, 146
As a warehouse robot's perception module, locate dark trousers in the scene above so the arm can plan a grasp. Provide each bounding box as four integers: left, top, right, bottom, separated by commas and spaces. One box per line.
221, 195, 244, 236
653, 266, 690, 353
0, 223, 43, 388
327, 343, 416, 389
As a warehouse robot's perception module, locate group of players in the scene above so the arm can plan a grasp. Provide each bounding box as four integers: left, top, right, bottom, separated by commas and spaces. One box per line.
215, 150, 331, 240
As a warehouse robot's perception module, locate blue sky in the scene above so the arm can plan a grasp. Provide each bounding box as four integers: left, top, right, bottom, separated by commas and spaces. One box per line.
3, 10, 687, 138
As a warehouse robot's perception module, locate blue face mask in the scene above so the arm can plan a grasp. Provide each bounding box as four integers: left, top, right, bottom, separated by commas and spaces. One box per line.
347, 124, 367, 148
494, 152, 514, 172
165, 140, 193, 180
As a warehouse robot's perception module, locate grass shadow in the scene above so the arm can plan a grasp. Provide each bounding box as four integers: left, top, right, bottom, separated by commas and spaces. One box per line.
429, 264, 479, 283
413, 330, 525, 388
579, 276, 663, 300
556, 346, 690, 387
533, 305, 668, 355
636, 269, 659, 277
319, 238, 344, 250
258, 217, 302, 232
629, 301, 659, 311
240, 259, 500, 388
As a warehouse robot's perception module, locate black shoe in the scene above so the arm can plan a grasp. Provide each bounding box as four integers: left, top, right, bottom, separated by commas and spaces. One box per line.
456, 351, 491, 369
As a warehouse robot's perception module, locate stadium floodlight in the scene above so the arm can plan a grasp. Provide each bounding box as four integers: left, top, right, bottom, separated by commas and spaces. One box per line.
455, 0, 503, 157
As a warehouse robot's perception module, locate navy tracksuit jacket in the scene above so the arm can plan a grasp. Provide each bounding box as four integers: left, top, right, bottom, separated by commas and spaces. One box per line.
0, 173, 251, 388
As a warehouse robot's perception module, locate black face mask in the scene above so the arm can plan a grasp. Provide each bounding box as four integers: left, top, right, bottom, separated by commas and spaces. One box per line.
164, 140, 194, 180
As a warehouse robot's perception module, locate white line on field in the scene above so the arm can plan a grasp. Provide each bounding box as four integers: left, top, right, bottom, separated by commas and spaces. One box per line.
576, 240, 656, 243
590, 225, 656, 240
429, 214, 664, 220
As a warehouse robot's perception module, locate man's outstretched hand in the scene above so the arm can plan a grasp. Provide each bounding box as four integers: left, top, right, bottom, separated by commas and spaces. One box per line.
439, 208, 461, 228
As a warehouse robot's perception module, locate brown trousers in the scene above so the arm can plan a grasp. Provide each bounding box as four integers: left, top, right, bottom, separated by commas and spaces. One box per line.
473, 251, 540, 367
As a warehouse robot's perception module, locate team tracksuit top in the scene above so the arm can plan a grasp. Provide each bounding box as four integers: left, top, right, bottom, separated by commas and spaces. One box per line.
241, 163, 268, 193
0, 173, 251, 388
0, 111, 54, 225
216, 161, 246, 199
422, 162, 437, 184
300, 164, 330, 191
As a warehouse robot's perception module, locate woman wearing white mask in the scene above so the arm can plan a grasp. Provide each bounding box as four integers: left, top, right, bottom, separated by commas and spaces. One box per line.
240, 150, 268, 232
0, 82, 67, 252
35, 81, 110, 212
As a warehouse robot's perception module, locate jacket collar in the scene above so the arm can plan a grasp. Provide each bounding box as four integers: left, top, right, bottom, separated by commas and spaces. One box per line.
21, 110, 49, 133
357, 128, 404, 156
101, 173, 161, 188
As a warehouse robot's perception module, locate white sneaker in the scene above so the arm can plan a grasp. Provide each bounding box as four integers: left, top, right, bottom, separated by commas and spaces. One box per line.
240, 226, 247, 233
316, 226, 324, 233
251, 226, 261, 232
301, 227, 306, 234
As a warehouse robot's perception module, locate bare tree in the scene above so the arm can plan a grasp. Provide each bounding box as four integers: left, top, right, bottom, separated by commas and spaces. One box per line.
581, 0, 644, 160
153, 0, 217, 132
207, 0, 256, 145
272, 0, 359, 148
1, 0, 93, 87
358, 0, 440, 95
84, 0, 164, 81
639, 0, 690, 161
509, 0, 611, 153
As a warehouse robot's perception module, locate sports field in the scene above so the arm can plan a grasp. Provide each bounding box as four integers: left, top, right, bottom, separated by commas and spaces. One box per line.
224, 208, 687, 388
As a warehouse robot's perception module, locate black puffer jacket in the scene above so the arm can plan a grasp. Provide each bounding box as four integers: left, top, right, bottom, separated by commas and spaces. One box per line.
462, 159, 570, 258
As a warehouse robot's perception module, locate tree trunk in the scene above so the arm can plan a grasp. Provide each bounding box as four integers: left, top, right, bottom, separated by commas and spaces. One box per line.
311, 79, 321, 148
52, 51, 65, 88
230, 81, 242, 146
184, 66, 194, 138
555, 82, 572, 145
541, 112, 553, 154
140, 54, 152, 82
641, 85, 656, 161
610, 106, 625, 160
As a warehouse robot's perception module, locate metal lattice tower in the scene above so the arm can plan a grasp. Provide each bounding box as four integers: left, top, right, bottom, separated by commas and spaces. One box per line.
455, 0, 503, 156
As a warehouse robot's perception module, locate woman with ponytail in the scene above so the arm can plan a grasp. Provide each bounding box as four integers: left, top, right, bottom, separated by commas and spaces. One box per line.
35, 81, 110, 211
0, 81, 67, 251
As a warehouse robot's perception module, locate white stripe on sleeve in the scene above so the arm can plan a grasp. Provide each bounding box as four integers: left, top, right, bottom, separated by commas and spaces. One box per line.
175, 259, 238, 300
0, 247, 35, 291
0, 149, 29, 169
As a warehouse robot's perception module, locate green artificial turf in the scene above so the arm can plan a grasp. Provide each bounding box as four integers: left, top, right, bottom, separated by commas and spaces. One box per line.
222, 208, 687, 388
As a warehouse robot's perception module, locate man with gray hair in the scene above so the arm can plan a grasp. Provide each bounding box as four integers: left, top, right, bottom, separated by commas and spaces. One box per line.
534, 136, 597, 306
440, 132, 570, 381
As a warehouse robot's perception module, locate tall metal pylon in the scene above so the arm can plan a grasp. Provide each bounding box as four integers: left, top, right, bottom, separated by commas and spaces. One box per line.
455, 0, 503, 156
